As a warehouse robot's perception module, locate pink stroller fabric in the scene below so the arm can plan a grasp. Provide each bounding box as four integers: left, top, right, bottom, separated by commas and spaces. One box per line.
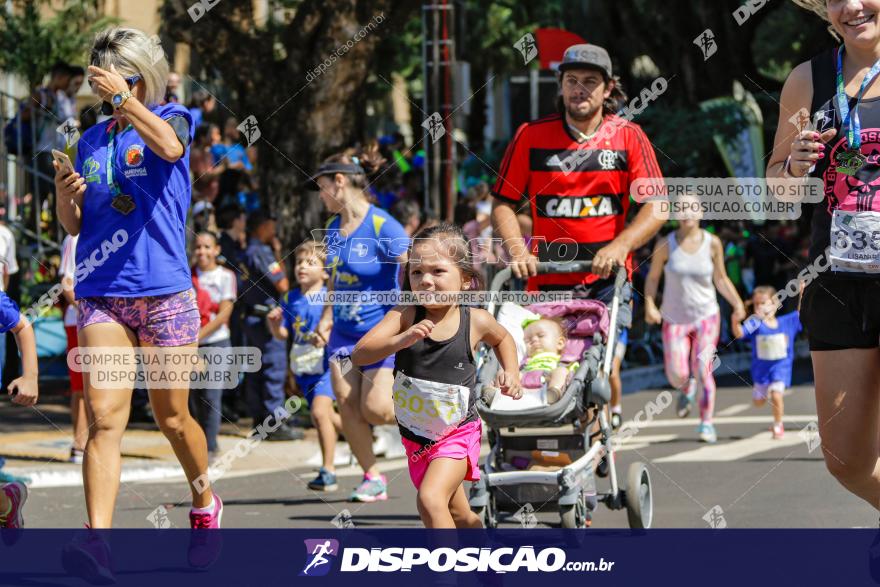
527, 299, 610, 338
526, 300, 609, 363
521, 370, 545, 389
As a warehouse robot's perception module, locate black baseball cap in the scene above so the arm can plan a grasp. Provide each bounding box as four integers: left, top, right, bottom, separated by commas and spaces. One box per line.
306, 162, 366, 190
558, 44, 613, 79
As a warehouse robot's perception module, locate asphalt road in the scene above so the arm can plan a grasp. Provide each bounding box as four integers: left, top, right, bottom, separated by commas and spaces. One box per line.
20, 376, 876, 530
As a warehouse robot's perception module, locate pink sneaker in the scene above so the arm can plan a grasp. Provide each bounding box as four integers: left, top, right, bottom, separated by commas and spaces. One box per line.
61, 526, 115, 585
0, 481, 27, 528
0, 481, 27, 546
188, 494, 223, 568
771, 423, 785, 439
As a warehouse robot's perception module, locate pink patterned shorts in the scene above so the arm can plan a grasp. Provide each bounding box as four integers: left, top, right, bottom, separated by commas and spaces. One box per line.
78, 289, 200, 347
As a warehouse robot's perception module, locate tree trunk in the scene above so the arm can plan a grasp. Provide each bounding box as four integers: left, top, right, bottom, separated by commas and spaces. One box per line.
161, 0, 420, 245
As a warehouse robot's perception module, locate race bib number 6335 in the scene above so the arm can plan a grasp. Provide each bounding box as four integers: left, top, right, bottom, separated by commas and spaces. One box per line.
830, 210, 880, 273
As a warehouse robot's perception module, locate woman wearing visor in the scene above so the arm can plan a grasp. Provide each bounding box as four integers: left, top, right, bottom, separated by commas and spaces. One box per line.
312, 151, 410, 502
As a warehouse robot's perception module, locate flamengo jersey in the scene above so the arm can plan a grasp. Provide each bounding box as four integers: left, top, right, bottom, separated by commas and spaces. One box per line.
492, 113, 663, 288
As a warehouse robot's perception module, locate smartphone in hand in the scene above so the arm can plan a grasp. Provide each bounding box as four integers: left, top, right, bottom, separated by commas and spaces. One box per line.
51, 149, 74, 176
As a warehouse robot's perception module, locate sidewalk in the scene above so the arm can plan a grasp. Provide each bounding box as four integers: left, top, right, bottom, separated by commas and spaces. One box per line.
0, 386, 331, 488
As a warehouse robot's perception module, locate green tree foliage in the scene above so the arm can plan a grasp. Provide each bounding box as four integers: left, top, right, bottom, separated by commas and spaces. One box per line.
0, 0, 117, 89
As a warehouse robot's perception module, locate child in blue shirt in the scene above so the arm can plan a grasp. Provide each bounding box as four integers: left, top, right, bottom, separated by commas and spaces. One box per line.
267, 240, 340, 491
737, 285, 802, 439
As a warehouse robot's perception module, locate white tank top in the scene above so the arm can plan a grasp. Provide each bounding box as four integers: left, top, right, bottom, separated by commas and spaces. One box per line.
660, 230, 719, 325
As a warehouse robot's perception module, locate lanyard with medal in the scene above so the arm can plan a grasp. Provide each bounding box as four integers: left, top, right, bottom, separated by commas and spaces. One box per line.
106, 123, 136, 214
835, 46, 880, 176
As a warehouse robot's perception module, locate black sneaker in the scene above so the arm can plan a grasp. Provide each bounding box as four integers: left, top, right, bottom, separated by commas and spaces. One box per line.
265, 426, 304, 442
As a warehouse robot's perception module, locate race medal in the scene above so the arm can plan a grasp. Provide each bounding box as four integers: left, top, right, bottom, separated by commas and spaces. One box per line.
111, 195, 136, 215
835, 149, 866, 176
835, 47, 880, 176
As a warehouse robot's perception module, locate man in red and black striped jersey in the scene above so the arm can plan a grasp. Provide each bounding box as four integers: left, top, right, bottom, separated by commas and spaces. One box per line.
491, 43, 667, 293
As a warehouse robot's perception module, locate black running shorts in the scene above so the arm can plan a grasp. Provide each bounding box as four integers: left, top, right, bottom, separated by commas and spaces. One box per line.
800, 276, 880, 351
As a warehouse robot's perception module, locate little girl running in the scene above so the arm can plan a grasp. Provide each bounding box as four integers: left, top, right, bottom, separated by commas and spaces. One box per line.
352, 223, 522, 528
735, 285, 802, 439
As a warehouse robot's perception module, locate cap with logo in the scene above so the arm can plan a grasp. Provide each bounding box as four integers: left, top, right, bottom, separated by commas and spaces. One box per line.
558, 44, 613, 79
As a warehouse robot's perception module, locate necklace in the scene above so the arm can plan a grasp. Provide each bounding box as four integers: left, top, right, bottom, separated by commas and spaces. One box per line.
568, 118, 603, 143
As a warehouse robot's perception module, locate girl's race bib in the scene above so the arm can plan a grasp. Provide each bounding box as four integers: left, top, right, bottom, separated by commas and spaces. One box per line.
392, 371, 469, 441
756, 333, 788, 361
290, 343, 324, 376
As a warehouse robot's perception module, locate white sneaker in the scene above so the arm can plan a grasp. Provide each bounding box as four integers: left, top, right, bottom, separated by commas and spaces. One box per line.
371, 428, 389, 457
304, 443, 353, 468
381, 426, 407, 459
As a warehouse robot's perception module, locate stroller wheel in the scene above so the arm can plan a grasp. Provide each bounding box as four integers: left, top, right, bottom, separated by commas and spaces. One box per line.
559, 493, 589, 529
625, 462, 653, 529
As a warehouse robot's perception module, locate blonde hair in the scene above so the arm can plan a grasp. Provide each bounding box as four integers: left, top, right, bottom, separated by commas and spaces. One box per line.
789, 0, 828, 22
295, 240, 328, 263
89, 27, 169, 107
790, 1, 841, 38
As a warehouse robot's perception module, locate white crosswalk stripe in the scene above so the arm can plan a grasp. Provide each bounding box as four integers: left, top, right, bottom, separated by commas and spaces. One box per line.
715, 403, 751, 417
653, 431, 806, 462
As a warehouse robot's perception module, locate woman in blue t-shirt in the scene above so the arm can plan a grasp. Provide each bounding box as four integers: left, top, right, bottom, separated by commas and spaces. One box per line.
312, 151, 410, 503
53, 27, 222, 552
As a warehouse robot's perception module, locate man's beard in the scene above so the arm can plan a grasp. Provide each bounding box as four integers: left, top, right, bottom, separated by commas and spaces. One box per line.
566, 99, 601, 122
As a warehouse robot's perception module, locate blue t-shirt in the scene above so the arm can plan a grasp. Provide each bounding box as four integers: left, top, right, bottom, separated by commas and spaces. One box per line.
189, 106, 203, 129
240, 238, 286, 309
325, 205, 409, 335
74, 103, 195, 298
210, 142, 252, 171
744, 311, 801, 387
0, 292, 20, 333
283, 287, 328, 387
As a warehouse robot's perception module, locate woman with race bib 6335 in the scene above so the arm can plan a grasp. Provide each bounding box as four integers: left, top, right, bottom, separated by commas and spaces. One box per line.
775, 0, 880, 514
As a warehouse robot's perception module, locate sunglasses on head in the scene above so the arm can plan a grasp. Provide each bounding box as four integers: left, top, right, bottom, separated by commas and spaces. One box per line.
96, 73, 143, 115
124, 74, 142, 88
90, 72, 142, 91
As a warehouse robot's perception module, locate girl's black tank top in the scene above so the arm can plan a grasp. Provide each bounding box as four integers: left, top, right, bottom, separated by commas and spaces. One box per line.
394, 305, 478, 444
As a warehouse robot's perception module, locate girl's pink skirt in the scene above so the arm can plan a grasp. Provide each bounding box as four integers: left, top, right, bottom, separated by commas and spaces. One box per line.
401, 419, 482, 489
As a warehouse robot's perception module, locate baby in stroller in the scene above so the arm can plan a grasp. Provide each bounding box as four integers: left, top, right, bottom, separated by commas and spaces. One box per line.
486, 300, 607, 411
520, 317, 570, 403
470, 263, 654, 529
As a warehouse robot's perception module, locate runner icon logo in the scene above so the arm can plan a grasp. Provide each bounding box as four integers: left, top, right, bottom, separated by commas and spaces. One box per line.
301, 539, 340, 577
799, 421, 822, 453
694, 29, 717, 61
702, 505, 727, 529
331, 509, 356, 529
696, 345, 721, 373
146, 505, 173, 529
331, 350, 353, 375
512, 503, 538, 529
422, 112, 445, 143
515, 33, 538, 65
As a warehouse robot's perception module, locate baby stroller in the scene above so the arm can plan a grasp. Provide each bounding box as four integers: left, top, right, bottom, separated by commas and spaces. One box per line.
469, 261, 653, 529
